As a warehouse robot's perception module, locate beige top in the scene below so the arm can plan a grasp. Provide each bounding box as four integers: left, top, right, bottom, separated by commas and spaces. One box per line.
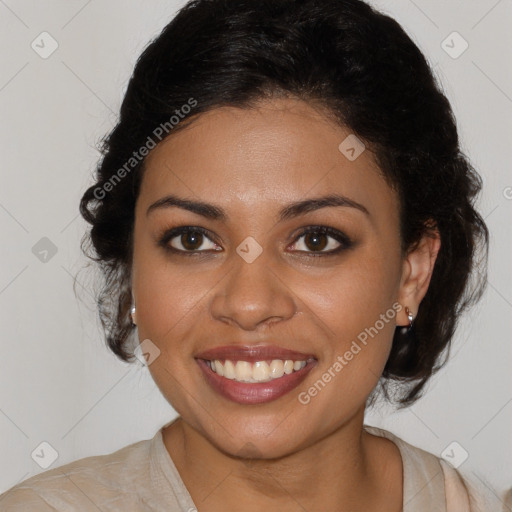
0, 418, 506, 511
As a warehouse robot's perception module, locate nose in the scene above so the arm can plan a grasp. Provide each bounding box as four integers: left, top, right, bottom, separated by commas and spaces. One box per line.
210, 252, 297, 331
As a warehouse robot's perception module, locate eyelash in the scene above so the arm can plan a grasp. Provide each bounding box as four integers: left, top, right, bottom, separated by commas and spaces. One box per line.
157, 225, 354, 258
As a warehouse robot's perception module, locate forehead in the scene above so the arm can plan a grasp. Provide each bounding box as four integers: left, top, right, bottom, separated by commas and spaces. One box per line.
139, 98, 398, 224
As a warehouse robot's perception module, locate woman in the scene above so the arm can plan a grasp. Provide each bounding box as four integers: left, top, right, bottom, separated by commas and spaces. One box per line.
1, 0, 506, 510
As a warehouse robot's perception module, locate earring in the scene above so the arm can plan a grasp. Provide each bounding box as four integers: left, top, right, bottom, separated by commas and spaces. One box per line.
404, 306, 414, 332
130, 303, 137, 326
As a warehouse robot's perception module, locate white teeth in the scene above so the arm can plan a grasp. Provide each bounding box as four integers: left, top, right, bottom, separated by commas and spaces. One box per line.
253, 361, 270, 382
223, 359, 236, 379
283, 360, 294, 375
235, 361, 252, 382
214, 360, 224, 377
207, 359, 308, 382
269, 359, 284, 378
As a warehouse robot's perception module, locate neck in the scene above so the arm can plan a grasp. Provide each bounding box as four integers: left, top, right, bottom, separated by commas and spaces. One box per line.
162, 410, 402, 512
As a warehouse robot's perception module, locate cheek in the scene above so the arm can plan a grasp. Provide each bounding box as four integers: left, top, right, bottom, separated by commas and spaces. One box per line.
134, 263, 206, 341
303, 246, 400, 336
295, 259, 400, 421
131, 254, 211, 411
303, 275, 397, 384
295, 246, 400, 392
132, 244, 225, 365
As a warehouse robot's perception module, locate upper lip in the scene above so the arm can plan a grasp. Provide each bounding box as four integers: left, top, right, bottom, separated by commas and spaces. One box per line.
195, 344, 317, 362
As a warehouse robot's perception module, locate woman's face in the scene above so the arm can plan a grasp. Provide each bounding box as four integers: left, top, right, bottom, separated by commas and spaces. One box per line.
131, 97, 412, 458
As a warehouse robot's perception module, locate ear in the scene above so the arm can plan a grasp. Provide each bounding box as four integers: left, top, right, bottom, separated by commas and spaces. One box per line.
397, 223, 441, 327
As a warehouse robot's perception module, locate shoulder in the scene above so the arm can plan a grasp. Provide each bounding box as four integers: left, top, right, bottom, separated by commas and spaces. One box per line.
441, 461, 510, 512
0, 435, 153, 511
363, 424, 507, 512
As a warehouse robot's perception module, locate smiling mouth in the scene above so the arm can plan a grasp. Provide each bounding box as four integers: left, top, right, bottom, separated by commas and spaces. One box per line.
196, 357, 317, 405
203, 358, 314, 383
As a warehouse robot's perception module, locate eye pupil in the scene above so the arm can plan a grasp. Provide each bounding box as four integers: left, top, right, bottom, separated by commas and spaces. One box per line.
182, 232, 202, 250
305, 232, 328, 251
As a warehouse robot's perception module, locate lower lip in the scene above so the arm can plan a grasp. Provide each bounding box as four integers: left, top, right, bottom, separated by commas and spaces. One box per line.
196, 359, 317, 405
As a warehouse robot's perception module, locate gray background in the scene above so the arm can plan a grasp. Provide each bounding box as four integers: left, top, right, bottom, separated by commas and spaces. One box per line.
1, 0, 511, 503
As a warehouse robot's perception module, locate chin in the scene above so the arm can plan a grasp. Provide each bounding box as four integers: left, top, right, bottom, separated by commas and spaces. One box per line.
199, 411, 312, 460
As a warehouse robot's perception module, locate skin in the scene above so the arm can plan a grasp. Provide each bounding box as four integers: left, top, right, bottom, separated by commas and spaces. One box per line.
130, 97, 441, 512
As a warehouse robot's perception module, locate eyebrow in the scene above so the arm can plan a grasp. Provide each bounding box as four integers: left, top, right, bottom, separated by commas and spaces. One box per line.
146, 193, 370, 222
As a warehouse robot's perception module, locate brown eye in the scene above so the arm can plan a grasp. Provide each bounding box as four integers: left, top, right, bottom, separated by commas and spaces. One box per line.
160, 226, 221, 253
180, 231, 204, 251
303, 232, 329, 252
289, 226, 353, 256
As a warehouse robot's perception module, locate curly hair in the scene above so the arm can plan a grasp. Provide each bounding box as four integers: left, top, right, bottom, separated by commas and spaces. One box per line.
79, 0, 489, 407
